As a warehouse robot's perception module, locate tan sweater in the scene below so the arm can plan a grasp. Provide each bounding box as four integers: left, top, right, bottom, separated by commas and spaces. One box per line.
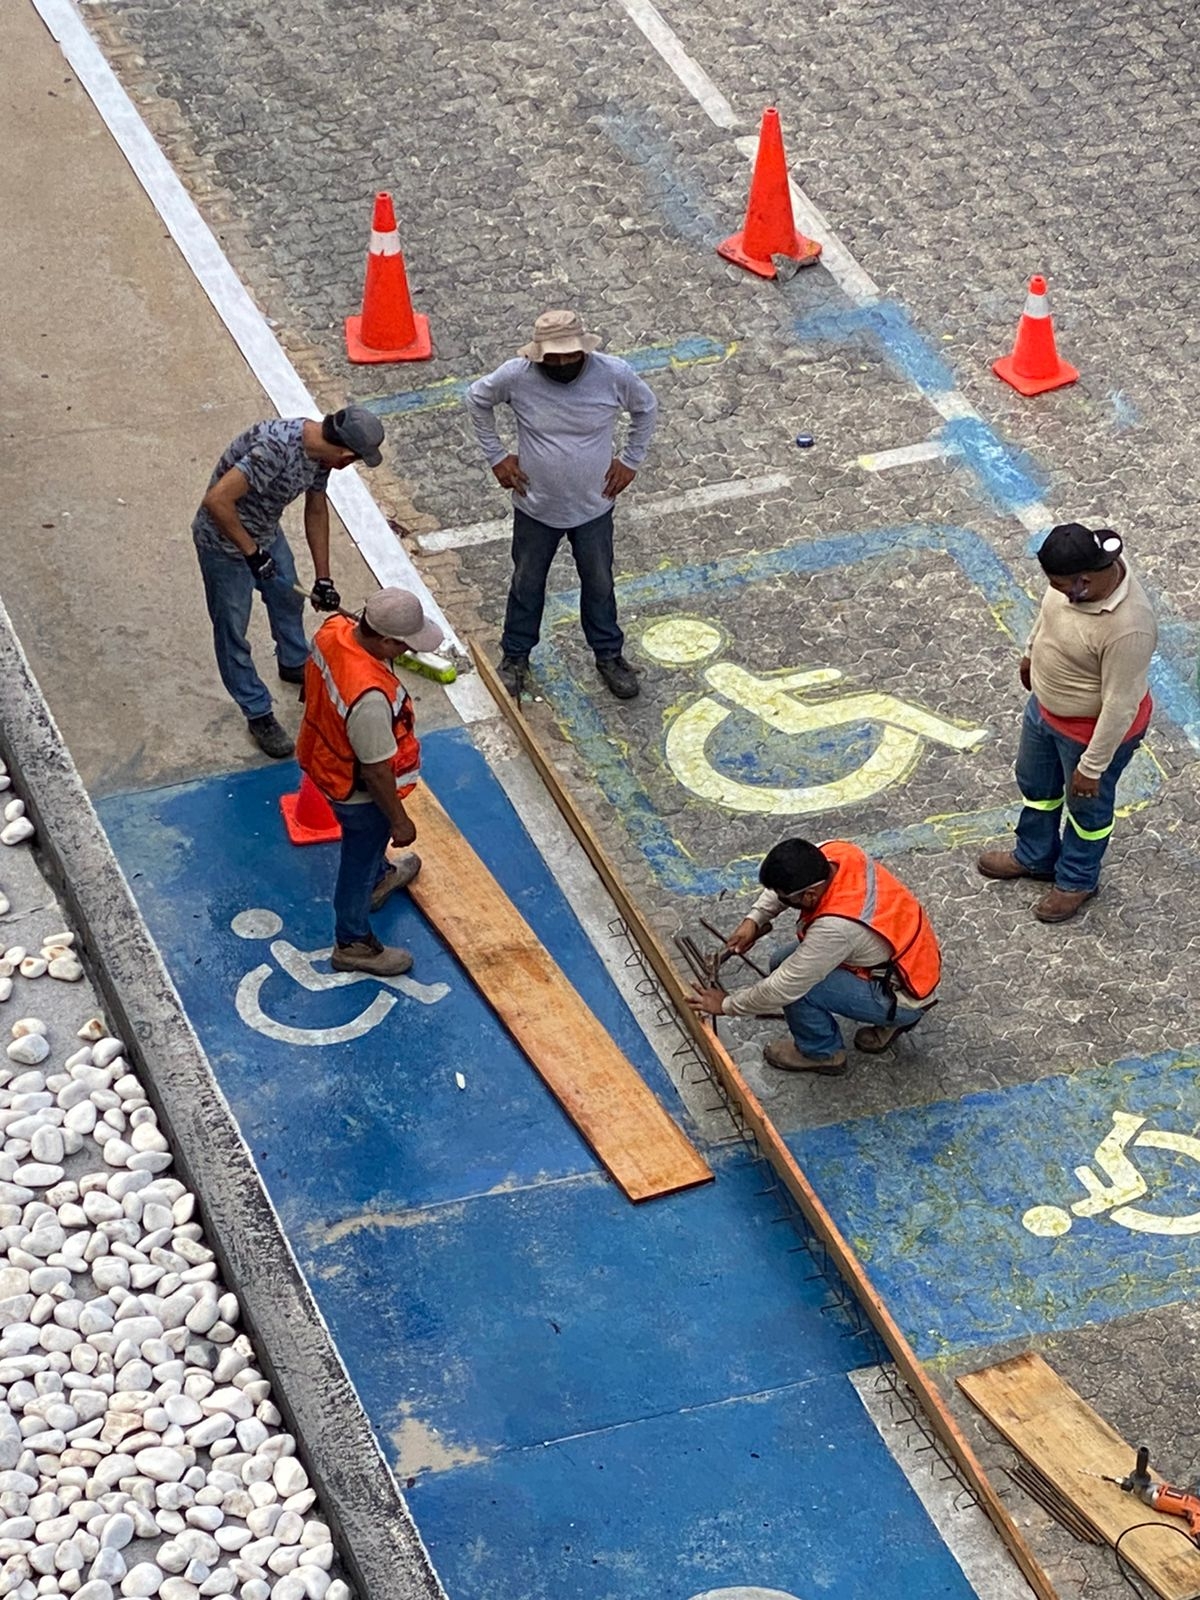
1028, 563, 1157, 779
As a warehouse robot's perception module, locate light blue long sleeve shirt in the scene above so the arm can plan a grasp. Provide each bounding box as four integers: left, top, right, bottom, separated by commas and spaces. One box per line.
465, 353, 659, 530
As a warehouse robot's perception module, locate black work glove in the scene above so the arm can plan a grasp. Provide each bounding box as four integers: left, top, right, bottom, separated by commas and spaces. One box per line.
244, 548, 277, 583
310, 578, 342, 613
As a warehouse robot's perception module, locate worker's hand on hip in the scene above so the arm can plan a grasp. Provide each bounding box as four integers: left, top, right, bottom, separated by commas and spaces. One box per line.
1018, 656, 1032, 691
603, 460, 636, 499
1071, 769, 1101, 799
391, 815, 417, 849
724, 917, 761, 956
492, 455, 529, 494
686, 985, 726, 1017
310, 578, 341, 612
244, 548, 277, 583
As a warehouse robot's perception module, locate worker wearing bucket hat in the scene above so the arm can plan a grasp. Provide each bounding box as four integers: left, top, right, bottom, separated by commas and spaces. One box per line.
466, 310, 659, 702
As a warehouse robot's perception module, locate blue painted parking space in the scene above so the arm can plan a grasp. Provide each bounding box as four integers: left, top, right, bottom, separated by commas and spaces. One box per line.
97, 724, 981, 1599
791, 1044, 1200, 1361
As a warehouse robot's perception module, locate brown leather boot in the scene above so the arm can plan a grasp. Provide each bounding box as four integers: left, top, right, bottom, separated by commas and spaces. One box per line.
331, 936, 414, 976
370, 853, 422, 911
763, 1037, 848, 1075
854, 1018, 922, 1053
1034, 886, 1097, 923
977, 850, 1053, 881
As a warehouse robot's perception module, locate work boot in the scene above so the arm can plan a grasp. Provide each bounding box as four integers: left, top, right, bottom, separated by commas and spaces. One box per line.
854, 1019, 922, 1054
497, 654, 529, 698
763, 1037, 848, 1075
277, 662, 307, 685
596, 654, 640, 700
247, 713, 294, 760
976, 850, 1053, 881
331, 935, 413, 977
1034, 886, 1097, 924
370, 853, 422, 911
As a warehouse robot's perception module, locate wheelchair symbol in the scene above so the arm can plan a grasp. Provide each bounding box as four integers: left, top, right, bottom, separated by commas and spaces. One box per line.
1023, 1111, 1200, 1238
639, 618, 988, 816
231, 908, 449, 1047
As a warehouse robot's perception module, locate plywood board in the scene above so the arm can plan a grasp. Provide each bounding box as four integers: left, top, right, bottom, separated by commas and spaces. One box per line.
404, 785, 711, 1203
469, 642, 1058, 1600
959, 1352, 1200, 1600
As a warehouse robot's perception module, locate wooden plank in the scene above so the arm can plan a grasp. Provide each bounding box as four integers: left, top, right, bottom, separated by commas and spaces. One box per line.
470, 641, 1059, 1600
959, 1353, 1200, 1600
404, 785, 712, 1203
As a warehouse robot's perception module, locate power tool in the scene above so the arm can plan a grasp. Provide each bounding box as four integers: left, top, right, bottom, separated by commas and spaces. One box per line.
1103, 1447, 1200, 1545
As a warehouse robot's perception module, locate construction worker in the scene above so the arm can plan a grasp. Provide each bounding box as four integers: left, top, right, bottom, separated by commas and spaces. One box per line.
296, 588, 443, 977
978, 522, 1157, 923
465, 309, 658, 702
686, 838, 941, 1076
193, 407, 386, 759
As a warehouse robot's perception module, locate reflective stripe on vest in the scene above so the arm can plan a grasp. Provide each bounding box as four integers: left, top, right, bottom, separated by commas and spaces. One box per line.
799, 840, 941, 1001
296, 616, 420, 801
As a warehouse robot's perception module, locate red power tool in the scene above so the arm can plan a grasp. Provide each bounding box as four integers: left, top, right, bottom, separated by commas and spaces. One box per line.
1104, 1447, 1200, 1545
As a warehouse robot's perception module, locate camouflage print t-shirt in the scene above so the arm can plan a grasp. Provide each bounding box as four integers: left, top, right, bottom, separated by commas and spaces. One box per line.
191, 418, 330, 556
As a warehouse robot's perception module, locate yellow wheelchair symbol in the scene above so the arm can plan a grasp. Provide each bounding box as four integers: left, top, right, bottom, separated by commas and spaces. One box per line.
1023, 1111, 1200, 1239
640, 617, 989, 816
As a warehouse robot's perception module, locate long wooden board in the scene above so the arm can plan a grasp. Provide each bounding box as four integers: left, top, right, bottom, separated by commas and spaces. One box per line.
471, 642, 1058, 1600
959, 1353, 1200, 1600
404, 785, 712, 1203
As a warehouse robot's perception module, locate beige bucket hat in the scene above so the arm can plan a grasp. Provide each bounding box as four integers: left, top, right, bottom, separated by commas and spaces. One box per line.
518, 309, 603, 362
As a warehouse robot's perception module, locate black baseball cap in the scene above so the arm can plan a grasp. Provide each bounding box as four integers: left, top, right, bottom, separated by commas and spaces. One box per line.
1037, 522, 1123, 576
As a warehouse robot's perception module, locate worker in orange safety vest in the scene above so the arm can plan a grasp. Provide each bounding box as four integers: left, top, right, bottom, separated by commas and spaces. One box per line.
297, 588, 443, 977
686, 838, 941, 1076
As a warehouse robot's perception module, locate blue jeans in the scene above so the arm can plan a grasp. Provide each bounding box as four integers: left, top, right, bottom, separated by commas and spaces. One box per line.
196, 531, 309, 719
329, 800, 392, 948
770, 945, 924, 1060
500, 507, 623, 659
1014, 697, 1142, 893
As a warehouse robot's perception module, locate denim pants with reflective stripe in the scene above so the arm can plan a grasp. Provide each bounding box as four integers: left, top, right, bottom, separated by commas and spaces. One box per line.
1014, 696, 1142, 892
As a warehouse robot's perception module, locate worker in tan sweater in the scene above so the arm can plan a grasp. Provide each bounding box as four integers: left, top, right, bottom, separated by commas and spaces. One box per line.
978, 522, 1157, 923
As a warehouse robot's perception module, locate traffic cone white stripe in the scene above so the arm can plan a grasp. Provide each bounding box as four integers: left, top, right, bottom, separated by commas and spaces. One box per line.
368, 229, 401, 256
1024, 290, 1050, 318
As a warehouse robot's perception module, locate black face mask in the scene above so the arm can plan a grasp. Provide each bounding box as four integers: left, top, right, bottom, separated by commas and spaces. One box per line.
539, 357, 585, 384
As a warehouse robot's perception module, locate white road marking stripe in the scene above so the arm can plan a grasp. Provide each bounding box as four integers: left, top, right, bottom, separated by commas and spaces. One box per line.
857, 441, 949, 472
418, 473, 794, 554
32, 0, 462, 654
615, 0, 739, 129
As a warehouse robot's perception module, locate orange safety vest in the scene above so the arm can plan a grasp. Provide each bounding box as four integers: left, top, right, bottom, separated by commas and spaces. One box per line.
296, 615, 420, 803
797, 840, 941, 1000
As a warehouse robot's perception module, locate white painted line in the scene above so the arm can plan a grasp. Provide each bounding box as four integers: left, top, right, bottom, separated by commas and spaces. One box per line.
615, 0, 739, 129
1016, 503, 1051, 535
928, 389, 981, 423
32, 0, 462, 655
850, 1367, 1034, 1600
442, 672, 500, 725
419, 473, 793, 554
858, 441, 949, 472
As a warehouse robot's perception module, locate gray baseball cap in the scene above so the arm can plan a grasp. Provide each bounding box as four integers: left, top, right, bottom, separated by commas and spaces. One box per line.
324, 405, 385, 467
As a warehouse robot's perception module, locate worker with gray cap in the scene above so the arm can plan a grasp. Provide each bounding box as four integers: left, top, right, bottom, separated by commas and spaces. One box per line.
297, 587, 443, 977
465, 309, 658, 701
978, 522, 1157, 923
193, 407, 387, 759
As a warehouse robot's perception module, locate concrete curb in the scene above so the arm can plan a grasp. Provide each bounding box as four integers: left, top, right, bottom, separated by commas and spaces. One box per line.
0, 594, 447, 1600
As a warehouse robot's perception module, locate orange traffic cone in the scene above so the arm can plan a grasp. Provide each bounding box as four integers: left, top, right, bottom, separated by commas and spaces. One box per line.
718, 108, 822, 279
993, 275, 1078, 396
345, 192, 432, 364
280, 775, 342, 846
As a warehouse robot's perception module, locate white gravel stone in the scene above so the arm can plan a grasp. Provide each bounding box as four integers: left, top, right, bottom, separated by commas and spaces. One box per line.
48, 960, 84, 985
270, 1462, 306, 1499
5, 1040, 49, 1068
3, 801, 25, 823
0, 820, 35, 848
17, 962, 47, 981
133, 1450, 186, 1485
119, 1563, 162, 1597
12, 1166, 62, 1190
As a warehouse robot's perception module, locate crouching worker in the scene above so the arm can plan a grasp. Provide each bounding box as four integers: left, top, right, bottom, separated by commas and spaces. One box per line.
297, 588, 444, 976
686, 838, 941, 1076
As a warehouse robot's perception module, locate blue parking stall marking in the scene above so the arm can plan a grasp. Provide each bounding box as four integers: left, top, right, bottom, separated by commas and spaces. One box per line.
535, 524, 1164, 897
789, 1045, 1200, 1361
96, 725, 687, 1219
